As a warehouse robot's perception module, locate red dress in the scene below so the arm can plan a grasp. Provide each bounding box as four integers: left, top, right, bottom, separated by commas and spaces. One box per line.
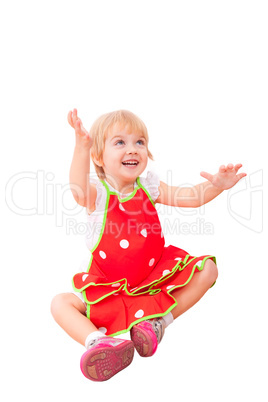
73, 176, 216, 336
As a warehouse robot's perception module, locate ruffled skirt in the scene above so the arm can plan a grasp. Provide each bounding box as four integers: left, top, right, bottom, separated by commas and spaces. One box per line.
73, 245, 216, 336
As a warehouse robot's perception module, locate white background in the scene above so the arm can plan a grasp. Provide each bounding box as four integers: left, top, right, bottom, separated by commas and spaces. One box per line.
1, 1, 267, 401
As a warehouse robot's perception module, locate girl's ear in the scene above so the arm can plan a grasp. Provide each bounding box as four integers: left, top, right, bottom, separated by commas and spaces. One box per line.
91, 152, 103, 167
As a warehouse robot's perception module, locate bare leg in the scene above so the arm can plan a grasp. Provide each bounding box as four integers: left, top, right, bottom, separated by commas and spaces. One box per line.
171, 259, 218, 320
51, 293, 135, 381
51, 293, 98, 346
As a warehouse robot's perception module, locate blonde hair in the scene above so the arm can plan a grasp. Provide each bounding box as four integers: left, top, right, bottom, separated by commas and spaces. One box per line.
90, 110, 153, 179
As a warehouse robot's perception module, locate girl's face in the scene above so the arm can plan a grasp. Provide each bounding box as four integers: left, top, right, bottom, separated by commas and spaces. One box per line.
98, 123, 149, 192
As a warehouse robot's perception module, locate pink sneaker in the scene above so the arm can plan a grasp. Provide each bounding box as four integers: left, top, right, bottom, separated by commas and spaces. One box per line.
80, 337, 134, 381
130, 319, 165, 357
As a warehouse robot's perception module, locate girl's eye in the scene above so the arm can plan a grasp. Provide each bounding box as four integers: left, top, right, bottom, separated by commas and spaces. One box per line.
115, 140, 124, 146
114, 139, 145, 146
137, 139, 145, 145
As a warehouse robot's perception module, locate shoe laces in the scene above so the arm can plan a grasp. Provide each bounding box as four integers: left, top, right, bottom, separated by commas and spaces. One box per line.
148, 319, 165, 344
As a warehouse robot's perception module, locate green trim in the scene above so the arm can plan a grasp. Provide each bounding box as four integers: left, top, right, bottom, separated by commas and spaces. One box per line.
83, 283, 126, 305
108, 255, 217, 337
100, 179, 110, 193
195, 255, 216, 271
102, 178, 141, 203
86, 300, 90, 319
108, 302, 178, 337
147, 255, 210, 294
125, 254, 190, 296
166, 255, 217, 293
86, 254, 93, 273
169, 262, 198, 290
110, 187, 140, 203
149, 289, 161, 295
73, 254, 216, 302
78, 254, 189, 300
126, 260, 184, 296
179, 254, 190, 270
136, 176, 155, 207
90, 181, 111, 254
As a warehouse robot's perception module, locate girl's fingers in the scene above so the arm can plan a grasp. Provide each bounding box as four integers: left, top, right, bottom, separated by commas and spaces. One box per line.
71, 108, 78, 125
67, 110, 74, 127
200, 171, 213, 182
67, 109, 88, 138
67, 109, 79, 128
75, 119, 81, 132
237, 173, 247, 180
221, 163, 243, 173
75, 119, 85, 137
234, 163, 243, 172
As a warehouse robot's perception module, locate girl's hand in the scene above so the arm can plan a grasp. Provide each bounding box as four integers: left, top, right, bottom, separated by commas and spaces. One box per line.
200, 164, 247, 190
67, 109, 93, 148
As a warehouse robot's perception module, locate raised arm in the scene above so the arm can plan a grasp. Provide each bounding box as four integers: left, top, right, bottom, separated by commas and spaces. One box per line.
155, 164, 247, 208
68, 109, 97, 208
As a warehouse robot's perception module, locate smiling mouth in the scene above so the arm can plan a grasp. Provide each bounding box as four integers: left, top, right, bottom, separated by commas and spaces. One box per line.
122, 160, 139, 166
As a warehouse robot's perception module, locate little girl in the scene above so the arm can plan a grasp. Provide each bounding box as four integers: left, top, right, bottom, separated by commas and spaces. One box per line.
51, 109, 246, 382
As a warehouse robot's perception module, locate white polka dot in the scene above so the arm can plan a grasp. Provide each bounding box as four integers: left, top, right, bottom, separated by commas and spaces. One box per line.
111, 283, 121, 288
175, 257, 182, 261
113, 293, 119, 296
149, 258, 155, 266
98, 327, 107, 334
140, 229, 147, 237
163, 269, 170, 276
119, 204, 125, 211
82, 274, 89, 282
195, 260, 202, 267
99, 250, 106, 259
135, 309, 144, 318
120, 239, 129, 249
166, 285, 175, 290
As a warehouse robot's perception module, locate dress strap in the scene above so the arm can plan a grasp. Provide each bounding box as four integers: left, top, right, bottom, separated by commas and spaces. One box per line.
100, 178, 141, 202
100, 179, 111, 195
136, 177, 155, 207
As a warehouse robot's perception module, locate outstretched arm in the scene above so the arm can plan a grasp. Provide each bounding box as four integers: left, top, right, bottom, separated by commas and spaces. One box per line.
68, 109, 97, 208
156, 164, 247, 208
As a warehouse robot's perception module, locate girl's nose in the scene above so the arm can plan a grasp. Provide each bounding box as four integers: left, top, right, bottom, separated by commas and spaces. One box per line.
126, 145, 138, 154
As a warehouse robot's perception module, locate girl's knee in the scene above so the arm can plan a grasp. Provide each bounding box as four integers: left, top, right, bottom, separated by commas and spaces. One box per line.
203, 259, 218, 284
51, 293, 66, 318
51, 293, 86, 319
51, 293, 73, 317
